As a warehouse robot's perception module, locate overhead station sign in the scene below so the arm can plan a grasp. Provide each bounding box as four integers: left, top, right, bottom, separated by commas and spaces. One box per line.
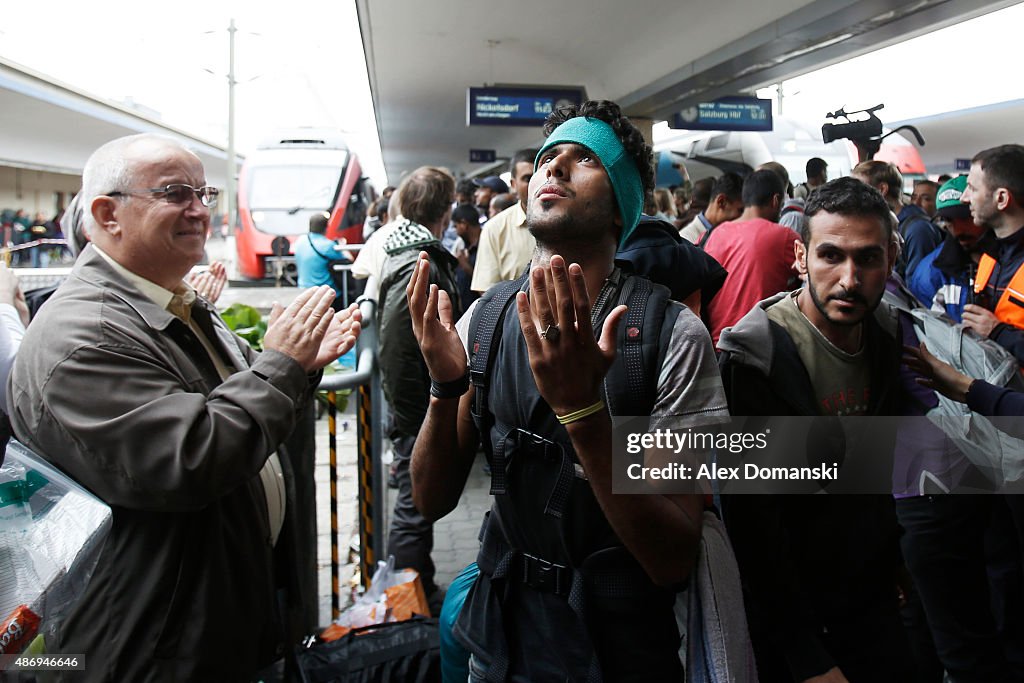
469, 149, 496, 163
671, 96, 773, 132
468, 86, 585, 127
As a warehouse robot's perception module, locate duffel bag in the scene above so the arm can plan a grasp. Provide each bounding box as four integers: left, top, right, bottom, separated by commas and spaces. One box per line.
295, 616, 440, 683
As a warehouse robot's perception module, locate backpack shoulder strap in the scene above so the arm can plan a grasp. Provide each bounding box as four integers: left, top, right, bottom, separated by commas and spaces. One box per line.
603, 274, 679, 417
306, 234, 335, 261
307, 234, 323, 257
697, 225, 714, 249
468, 273, 529, 434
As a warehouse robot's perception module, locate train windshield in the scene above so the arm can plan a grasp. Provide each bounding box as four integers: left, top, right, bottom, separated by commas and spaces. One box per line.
246, 161, 347, 235
248, 163, 345, 211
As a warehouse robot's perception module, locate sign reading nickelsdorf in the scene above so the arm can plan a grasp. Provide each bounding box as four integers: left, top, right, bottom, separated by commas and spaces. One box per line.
467, 86, 585, 127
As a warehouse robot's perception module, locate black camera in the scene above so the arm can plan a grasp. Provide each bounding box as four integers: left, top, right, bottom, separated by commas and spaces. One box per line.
821, 105, 884, 144
820, 104, 925, 162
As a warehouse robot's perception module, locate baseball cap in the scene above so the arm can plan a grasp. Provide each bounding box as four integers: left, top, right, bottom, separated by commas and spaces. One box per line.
935, 175, 970, 220
472, 176, 509, 194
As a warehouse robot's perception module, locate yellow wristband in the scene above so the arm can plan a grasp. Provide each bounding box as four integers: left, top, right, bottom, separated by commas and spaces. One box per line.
556, 400, 606, 425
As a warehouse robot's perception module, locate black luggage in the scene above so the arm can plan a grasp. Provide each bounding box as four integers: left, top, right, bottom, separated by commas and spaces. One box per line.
294, 617, 440, 683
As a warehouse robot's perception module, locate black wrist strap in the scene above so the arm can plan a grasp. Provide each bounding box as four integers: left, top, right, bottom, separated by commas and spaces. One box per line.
430, 372, 470, 399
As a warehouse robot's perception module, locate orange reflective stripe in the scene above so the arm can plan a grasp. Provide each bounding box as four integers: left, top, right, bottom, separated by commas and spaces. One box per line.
994, 261, 1024, 329
975, 254, 996, 294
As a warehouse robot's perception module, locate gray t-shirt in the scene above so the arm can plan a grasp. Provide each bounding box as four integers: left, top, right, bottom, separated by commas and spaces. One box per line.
766, 291, 871, 416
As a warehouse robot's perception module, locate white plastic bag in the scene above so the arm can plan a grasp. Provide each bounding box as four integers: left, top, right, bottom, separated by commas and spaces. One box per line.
0, 440, 112, 654
320, 555, 429, 641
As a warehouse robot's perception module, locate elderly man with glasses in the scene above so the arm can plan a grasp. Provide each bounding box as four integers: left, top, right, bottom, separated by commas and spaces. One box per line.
7, 133, 362, 681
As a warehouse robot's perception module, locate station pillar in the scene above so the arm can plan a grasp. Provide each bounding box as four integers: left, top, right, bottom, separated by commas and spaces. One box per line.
631, 117, 655, 147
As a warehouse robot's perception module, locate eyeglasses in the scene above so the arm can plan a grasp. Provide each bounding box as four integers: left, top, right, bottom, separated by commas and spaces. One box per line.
106, 184, 220, 208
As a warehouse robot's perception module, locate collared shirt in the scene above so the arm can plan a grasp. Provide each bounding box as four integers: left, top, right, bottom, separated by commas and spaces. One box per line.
92, 246, 233, 380
470, 202, 534, 292
351, 218, 403, 300
679, 212, 711, 244
91, 245, 285, 544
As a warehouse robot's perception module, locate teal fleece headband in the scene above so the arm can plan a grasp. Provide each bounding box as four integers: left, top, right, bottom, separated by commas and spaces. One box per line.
535, 117, 644, 245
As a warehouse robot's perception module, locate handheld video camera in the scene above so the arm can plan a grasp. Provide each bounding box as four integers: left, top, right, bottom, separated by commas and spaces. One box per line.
821, 104, 884, 144
821, 104, 924, 162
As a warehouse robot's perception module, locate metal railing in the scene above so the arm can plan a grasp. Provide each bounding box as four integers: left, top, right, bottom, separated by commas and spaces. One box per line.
264, 242, 366, 299
316, 297, 385, 618
1, 238, 72, 257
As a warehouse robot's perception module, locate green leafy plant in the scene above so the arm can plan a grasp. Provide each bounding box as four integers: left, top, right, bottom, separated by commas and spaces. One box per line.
220, 303, 268, 351
318, 362, 352, 414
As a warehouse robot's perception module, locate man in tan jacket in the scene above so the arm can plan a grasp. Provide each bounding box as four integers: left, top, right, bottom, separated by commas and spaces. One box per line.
7, 133, 360, 682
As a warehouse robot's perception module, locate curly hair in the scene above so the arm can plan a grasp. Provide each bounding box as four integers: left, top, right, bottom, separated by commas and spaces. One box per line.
542, 100, 655, 197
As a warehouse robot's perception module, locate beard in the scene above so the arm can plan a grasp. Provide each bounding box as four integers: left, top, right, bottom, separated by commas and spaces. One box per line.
806, 276, 883, 328
526, 196, 618, 247
527, 206, 586, 243
970, 200, 997, 228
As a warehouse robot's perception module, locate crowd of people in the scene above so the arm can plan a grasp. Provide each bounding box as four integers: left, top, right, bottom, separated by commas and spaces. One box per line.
357, 102, 1024, 683
0, 208, 72, 267
0, 98, 1022, 683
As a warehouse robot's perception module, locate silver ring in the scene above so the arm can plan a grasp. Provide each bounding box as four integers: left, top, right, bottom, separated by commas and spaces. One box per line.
540, 324, 560, 342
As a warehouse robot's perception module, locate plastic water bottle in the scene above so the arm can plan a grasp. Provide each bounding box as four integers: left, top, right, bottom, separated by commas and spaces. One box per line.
0, 462, 30, 535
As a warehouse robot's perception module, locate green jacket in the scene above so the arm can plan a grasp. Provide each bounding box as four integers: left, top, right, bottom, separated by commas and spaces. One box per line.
378, 220, 461, 438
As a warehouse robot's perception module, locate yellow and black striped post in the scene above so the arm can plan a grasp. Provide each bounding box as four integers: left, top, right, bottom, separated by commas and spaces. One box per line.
327, 390, 340, 620
356, 382, 375, 588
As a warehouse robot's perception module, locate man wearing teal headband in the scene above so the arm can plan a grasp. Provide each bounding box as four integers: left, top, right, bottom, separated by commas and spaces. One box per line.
531, 114, 645, 247
406, 100, 728, 680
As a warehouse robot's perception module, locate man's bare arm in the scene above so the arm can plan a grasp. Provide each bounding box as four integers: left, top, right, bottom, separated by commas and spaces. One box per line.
411, 389, 480, 521
405, 253, 480, 520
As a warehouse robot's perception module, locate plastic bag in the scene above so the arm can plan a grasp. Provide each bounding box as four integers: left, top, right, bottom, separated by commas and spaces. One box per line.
0, 440, 112, 655
320, 556, 429, 641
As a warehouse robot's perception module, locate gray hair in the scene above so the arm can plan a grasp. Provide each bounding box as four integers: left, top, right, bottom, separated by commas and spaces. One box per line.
80, 133, 189, 235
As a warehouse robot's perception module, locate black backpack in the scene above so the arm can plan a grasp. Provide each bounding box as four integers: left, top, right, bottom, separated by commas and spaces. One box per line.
463, 270, 686, 682
617, 216, 727, 315
468, 268, 679, 463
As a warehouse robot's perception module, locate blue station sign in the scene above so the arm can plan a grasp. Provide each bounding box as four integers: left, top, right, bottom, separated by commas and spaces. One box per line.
467, 86, 585, 127
671, 97, 774, 132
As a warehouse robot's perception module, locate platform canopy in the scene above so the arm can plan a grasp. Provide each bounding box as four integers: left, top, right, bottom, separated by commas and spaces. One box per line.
356, 0, 1016, 181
